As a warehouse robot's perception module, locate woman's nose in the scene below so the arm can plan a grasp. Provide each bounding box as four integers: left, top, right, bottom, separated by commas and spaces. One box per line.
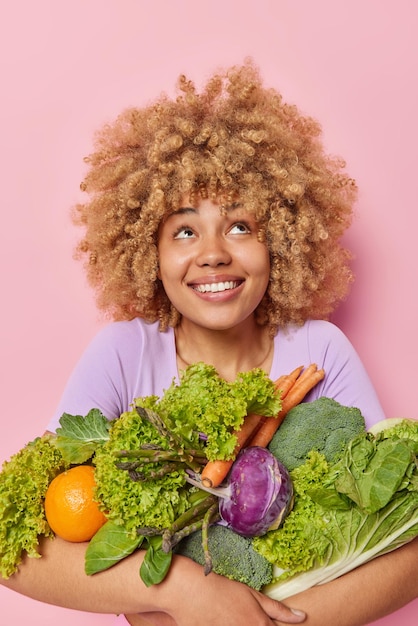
195, 235, 232, 267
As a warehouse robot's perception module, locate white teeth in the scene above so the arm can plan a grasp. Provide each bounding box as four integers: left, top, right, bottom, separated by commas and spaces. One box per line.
194, 281, 238, 293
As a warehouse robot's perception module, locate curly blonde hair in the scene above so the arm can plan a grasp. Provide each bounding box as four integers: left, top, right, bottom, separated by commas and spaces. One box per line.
74, 60, 356, 333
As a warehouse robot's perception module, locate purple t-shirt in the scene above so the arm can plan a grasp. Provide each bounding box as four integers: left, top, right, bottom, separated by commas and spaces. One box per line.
47, 318, 385, 432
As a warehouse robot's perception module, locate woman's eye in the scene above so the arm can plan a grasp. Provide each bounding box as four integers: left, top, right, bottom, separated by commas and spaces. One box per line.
229, 222, 251, 235
174, 226, 195, 239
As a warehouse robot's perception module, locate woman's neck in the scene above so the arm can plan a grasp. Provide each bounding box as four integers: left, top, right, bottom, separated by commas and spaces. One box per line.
174, 320, 274, 382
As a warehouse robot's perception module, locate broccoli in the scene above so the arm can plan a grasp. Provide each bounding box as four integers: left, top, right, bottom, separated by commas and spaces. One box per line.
268, 397, 366, 471
174, 524, 273, 590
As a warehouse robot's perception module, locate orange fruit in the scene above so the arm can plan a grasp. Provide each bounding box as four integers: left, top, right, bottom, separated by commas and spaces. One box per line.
44, 465, 107, 542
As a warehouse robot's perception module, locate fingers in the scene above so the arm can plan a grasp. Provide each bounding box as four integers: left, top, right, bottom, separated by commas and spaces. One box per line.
285, 608, 306, 623
254, 592, 306, 624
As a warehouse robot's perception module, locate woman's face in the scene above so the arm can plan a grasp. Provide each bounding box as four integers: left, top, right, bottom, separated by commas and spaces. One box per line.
157, 197, 270, 332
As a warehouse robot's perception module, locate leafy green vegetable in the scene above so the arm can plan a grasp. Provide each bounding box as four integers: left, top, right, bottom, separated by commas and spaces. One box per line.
54, 409, 111, 464
85, 520, 144, 575
268, 397, 365, 470
136, 363, 281, 461
93, 408, 192, 534
140, 536, 173, 587
332, 436, 415, 513
0, 436, 67, 578
255, 420, 418, 601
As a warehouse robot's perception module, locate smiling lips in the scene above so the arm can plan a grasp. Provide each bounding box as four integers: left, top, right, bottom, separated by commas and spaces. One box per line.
192, 280, 241, 293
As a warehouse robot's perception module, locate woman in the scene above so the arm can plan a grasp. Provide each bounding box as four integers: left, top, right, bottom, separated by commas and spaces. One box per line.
3, 60, 417, 626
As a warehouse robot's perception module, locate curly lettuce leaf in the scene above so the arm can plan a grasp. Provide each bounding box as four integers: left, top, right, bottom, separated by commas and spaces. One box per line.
232, 369, 282, 417
136, 363, 281, 461
0, 436, 67, 578
93, 408, 192, 534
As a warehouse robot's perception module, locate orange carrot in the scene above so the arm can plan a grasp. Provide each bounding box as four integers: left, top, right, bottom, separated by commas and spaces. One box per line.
200, 367, 304, 488
274, 366, 304, 394
248, 364, 325, 448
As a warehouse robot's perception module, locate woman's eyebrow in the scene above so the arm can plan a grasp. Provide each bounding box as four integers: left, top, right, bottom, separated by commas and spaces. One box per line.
170, 206, 197, 216
170, 202, 243, 216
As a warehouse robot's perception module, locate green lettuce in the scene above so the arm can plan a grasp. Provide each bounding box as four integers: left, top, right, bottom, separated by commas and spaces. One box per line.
93, 406, 192, 535
0, 436, 67, 578
64, 363, 281, 536
135, 363, 281, 460
255, 419, 418, 600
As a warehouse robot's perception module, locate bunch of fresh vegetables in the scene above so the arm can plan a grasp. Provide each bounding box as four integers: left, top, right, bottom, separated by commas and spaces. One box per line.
4, 358, 415, 600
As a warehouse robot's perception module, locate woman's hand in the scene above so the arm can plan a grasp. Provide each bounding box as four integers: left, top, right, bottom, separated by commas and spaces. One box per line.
153, 554, 306, 626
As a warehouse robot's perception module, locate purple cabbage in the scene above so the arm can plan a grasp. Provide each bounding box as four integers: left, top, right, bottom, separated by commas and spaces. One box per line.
218, 446, 293, 537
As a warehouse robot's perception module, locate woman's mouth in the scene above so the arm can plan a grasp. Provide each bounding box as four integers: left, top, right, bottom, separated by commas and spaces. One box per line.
192, 280, 241, 294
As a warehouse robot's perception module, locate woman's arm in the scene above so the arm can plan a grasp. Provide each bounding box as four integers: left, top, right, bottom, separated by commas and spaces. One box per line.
1, 535, 306, 625
277, 537, 418, 626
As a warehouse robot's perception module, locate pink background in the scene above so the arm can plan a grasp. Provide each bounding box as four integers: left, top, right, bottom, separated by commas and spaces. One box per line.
1, 1, 417, 624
